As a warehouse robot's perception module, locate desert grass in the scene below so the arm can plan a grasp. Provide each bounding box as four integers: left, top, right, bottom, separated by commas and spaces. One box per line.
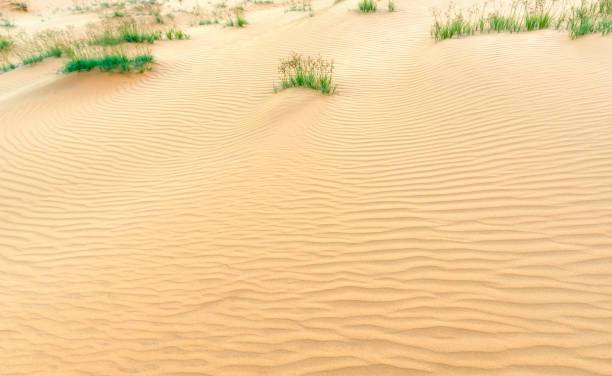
89, 20, 162, 45
566, 0, 612, 38
275, 53, 336, 94
0, 37, 12, 51
165, 27, 189, 40
432, 0, 612, 40
1, 57, 16, 72
358, 0, 377, 12
388, 0, 395, 12
15, 29, 76, 66
63, 50, 153, 73
10, 1, 28, 12
285, 0, 312, 12
226, 8, 247, 27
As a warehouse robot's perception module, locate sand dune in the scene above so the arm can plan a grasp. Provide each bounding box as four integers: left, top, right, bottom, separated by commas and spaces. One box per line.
1, 0, 612, 374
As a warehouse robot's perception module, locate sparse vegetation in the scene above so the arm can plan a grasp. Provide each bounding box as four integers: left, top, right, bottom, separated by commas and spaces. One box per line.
388, 0, 395, 12
431, 0, 612, 40
286, 0, 311, 12
90, 20, 162, 45
275, 53, 336, 95
567, 0, 612, 38
63, 50, 153, 73
15, 29, 75, 66
165, 27, 189, 40
226, 8, 247, 27
358, 0, 377, 12
10, 1, 28, 12
0, 38, 13, 51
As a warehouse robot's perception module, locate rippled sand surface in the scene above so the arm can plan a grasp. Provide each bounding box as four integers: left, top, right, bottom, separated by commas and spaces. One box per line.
1, 0, 612, 375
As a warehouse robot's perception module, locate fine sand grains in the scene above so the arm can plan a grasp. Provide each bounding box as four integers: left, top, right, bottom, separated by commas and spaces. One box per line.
1, 0, 612, 375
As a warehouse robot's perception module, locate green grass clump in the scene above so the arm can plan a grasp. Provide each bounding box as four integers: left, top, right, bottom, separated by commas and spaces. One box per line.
165, 28, 189, 40
388, 0, 395, 12
525, 7, 551, 30
63, 52, 153, 73
90, 21, 162, 45
226, 8, 247, 27
431, 14, 475, 40
276, 53, 336, 95
0, 38, 13, 51
567, 0, 612, 38
154, 11, 164, 24
286, 0, 311, 12
432, 0, 612, 40
1, 61, 16, 72
358, 0, 377, 12
16, 29, 75, 66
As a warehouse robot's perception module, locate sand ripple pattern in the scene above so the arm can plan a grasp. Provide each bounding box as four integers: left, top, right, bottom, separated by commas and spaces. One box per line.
1, 0, 612, 375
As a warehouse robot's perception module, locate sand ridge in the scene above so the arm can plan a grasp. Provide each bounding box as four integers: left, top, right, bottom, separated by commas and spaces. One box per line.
1, 0, 612, 375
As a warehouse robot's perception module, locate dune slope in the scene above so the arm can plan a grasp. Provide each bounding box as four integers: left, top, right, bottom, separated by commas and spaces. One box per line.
1, 0, 612, 375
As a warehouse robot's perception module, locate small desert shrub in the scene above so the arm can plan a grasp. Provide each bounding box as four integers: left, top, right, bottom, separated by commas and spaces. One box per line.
567, 0, 612, 38
276, 52, 336, 94
358, 0, 377, 12
388, 0, 394, 12
63, 50, 154, 73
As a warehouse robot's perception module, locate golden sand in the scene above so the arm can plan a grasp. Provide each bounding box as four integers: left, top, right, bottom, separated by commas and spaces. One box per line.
1, 0, 612, 375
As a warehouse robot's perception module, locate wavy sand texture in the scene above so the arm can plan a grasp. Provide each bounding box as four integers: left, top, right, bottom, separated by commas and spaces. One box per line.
1, 0, 612, 375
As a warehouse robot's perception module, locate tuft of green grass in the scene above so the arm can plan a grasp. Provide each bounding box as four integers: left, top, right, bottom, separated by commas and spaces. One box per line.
226, 8, 247, 27
90, 21, 162, 45
388, 0, 394, 12
165, 28, 189, 40
1, 62, 16, 72
431, 14, 475, 40
0, 38, 13, 51
16, 29, 75, 66
525, 6, 551, 31
275, 52, 336, 95
63, 51, 154, 73
567, 0, 612, 38
432, 0, 612, 40
358, 0, 377, 12
154, 11, 164, 23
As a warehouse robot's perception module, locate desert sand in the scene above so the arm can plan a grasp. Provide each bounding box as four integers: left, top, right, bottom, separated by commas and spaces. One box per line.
1, 0, 612, 375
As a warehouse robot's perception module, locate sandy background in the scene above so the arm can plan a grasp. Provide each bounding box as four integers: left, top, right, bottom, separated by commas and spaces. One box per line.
1, 0, 612, 375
